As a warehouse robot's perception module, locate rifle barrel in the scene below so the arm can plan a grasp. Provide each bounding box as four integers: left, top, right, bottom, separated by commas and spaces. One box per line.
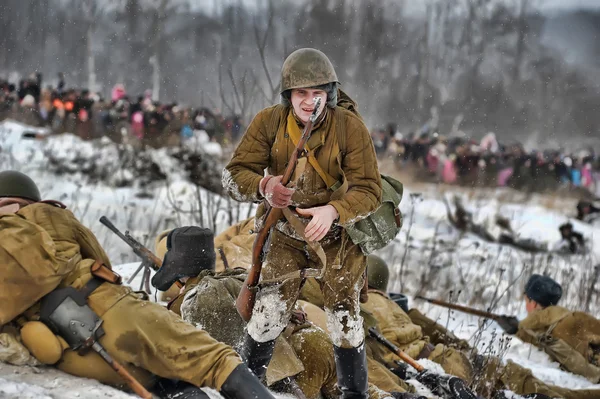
99, 216, 183, 289
415, 296, 502, 321
99, 216, 131, 243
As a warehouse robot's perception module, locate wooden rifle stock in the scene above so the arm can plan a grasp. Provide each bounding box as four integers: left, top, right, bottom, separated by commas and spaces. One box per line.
415, 295, 508, 321
368, 327, 424, 372
236, 97, 322, 322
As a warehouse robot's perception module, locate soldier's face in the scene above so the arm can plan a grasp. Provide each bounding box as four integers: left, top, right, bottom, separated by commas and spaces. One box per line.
524, 296, 542, 313
290, 88, 327, 124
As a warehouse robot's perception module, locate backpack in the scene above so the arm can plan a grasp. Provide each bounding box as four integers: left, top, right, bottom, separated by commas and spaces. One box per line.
180, 270, 246, 349
268, 89, 404, 254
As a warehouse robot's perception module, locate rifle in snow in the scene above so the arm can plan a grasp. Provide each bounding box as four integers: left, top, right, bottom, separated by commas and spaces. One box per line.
416, 296, 512, 322
416, 296, 521, 334
99, 216, 183, 292
368, 327, 477, 399
235, 97, 322, 322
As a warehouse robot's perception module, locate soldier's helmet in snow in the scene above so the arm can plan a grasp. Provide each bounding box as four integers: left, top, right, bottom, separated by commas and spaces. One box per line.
0, 170, 41, 202
367, 255, 390, 292
280, 48, 339, 93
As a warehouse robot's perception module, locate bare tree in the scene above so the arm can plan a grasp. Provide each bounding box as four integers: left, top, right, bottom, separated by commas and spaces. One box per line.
147, 0, 170, 101
83, 0, 98, 93
512, 0, 531, 82
253, 0, 281, 106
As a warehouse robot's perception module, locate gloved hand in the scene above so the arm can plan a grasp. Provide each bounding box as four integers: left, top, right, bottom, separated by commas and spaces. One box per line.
496, 315, 519, 335
296, 205, 339, 242
259, 175, 295, 208
390, 392, 427, 399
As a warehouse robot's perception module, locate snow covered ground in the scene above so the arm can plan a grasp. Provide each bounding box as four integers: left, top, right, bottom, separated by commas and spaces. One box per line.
1, 119, 599, 397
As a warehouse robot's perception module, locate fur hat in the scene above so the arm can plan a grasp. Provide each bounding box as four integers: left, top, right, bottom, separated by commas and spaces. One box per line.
151, 226, 215, 291
524, 274, 562, 307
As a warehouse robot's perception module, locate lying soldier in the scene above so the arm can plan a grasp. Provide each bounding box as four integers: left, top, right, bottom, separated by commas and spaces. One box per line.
0, 170, 275, 399
498, 274, 600, 384
444, 196, 546, 253
362, 256, 600, 399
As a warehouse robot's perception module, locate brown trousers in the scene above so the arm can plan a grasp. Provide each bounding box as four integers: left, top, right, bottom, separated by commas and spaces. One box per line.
57, 283, 242, 391
248, 229, 367, 348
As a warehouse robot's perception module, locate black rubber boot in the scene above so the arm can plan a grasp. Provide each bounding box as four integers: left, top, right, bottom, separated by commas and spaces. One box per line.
220, 363, 277, 399
152, 378, 210, 399
333, 344, 369, 399
239, 333, 276, 381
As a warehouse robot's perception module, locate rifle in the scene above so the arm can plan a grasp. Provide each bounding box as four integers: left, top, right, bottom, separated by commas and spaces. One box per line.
236, 97, 322, 322
415, 295, 512, 322
99, 216, 183, 292
368, 327, 477, 399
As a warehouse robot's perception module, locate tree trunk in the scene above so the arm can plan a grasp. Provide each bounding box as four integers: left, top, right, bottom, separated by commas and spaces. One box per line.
87, 26, 97, 93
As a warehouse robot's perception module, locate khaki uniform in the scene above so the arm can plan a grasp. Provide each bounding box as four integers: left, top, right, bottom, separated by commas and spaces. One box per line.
407, 308, 471, 351
362, 290, 472, 381
300, 282, 413, 395
359, 290, 600, 399
499, 360, 600, 399
224, 105, 382, 347
213, 217, 255, 272
1, 203, 241, 391
517, 305, 600, 383
170, 270, 393, 399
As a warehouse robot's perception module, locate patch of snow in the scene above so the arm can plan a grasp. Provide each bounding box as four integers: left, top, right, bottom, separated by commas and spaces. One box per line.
247, 286, 289, 343
325, 307, 365, 348
2, 120, 600, 397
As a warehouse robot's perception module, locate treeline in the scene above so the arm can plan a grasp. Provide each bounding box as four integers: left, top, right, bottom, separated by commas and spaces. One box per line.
1, 0, 599, 142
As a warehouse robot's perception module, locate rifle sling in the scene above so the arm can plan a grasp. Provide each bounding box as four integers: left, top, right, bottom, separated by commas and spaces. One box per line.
286, 111, 342, 191
282, 207, 327, 269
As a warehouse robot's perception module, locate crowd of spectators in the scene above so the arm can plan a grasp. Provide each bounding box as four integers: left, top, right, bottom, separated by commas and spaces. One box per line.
3, 72, 599, 200
372, 127, 600, 199
0, 72, 244, 148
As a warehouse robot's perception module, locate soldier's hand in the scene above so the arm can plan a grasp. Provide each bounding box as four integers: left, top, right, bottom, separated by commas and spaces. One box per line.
260, 175, 295, 208
296, 205, 339, 242
496, 315, 519, 335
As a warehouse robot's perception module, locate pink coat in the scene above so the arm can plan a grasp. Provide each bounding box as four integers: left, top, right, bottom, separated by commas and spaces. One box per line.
497, 168, 514, 187
442, 159, 457, 184
111, 85, 126, 102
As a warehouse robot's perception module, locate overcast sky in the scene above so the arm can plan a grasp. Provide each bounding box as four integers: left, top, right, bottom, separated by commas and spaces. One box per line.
198, 0, 600, 12
540, 0, 600, 11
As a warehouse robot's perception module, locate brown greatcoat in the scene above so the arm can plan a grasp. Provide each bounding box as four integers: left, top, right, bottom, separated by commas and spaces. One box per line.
223, 105, 382, 228
517, 305, 600, 383
223, 104, 382, 348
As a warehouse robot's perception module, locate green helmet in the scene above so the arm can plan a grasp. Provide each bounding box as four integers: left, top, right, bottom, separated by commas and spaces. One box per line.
367, 255, 389, 292
0, 171, 41, 202
280, 48, 339, 93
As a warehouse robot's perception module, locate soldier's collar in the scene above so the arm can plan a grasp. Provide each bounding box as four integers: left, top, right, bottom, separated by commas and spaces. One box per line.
291, 106, 329, 131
